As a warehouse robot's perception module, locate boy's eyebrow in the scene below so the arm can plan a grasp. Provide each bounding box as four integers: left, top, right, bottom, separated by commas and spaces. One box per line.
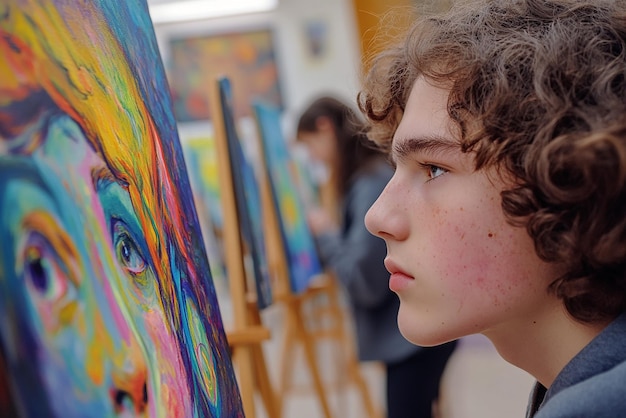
390, 135, 460, 164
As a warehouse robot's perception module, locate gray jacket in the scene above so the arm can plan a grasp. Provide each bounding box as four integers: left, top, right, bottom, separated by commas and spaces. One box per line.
315, 159, 419, 364
527, 312, 626, 417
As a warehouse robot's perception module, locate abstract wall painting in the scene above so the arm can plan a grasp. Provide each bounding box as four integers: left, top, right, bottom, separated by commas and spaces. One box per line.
182, 138, 230, 308
0, 1, 243, 416
253, 101, 323, 294
168, 29, 283, 122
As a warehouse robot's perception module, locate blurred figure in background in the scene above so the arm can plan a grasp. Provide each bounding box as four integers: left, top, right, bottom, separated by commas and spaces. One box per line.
297, 96, 458, 418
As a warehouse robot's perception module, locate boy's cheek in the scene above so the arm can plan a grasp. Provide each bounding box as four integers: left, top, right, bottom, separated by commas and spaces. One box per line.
427, 219, 512, 294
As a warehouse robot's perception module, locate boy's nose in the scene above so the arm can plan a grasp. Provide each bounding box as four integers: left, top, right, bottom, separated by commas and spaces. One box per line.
365, 181, 407, 241
364, 198, 381, 237
110, 342, 149, 415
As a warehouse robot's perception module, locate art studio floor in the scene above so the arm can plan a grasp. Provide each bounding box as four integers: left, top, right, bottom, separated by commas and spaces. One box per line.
248, 303, 536, 418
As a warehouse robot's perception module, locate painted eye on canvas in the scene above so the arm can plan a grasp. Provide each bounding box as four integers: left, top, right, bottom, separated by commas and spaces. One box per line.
23, 234, 69, 304
113, 221, 147, 276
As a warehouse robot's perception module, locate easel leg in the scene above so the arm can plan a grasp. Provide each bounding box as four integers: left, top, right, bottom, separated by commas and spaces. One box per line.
290, 302, 334, 418
252, 343, 279, 418
233, 346, 257, 418
246, 304, 280, 418
327, 278, 381, 418
350, 360, 381, 418
278, 308, 296, 416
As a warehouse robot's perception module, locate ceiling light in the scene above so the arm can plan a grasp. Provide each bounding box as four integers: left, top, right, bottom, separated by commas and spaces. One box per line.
148, 0, 279, 24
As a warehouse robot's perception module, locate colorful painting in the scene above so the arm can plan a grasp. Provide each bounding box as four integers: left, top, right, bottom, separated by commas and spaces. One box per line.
218, 78, 273, 309
168, 29, 283, 122
291, 144, 323, 210
253, 102, 323, 294
0, 1, 243, 417
182, 138, 230, 308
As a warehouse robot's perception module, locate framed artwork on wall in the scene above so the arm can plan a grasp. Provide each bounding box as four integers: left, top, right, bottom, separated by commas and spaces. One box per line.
167, 28, 284, 123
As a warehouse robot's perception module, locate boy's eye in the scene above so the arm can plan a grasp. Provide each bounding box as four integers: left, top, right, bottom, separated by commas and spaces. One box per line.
424, 164, 448, 181
113, 222, 146, 276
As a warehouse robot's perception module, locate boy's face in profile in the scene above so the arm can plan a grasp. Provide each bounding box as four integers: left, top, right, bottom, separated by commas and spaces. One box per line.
365, 77, 562, 347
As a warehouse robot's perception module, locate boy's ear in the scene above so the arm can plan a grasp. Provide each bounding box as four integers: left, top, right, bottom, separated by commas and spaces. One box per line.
315, 116, 333, 132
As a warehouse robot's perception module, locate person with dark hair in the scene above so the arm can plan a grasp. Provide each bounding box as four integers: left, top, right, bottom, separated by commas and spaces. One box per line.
359, 0, 626, 416
297, 96, 458, 418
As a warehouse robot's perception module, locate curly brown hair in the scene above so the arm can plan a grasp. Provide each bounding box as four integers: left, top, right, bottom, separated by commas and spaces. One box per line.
358, 0, 626, 323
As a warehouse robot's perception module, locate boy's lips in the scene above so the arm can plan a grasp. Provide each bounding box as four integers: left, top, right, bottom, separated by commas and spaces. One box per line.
384, 258, 415, 292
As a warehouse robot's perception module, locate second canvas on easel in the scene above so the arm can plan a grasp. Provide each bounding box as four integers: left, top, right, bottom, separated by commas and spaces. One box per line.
216, 77, 274, 309
253, 101, 324, 294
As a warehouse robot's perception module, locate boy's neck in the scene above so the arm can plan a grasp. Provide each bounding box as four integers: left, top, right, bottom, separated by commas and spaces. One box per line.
484, 306, 610, 388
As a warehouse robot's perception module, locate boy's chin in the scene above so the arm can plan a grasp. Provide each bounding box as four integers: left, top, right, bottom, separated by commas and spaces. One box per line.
397, 311, 457, 347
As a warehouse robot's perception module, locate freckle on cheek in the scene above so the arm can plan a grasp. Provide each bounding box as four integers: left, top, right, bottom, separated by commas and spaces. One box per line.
474, 276, 487, 289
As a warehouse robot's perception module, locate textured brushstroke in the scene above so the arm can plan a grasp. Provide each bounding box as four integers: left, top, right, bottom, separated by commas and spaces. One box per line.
0, 1, 243, 417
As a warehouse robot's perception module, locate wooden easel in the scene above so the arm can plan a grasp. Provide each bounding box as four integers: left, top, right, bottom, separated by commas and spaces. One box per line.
301, 175, 383, 418
253, 115, 335, 418
299, 272, 383, 418
253, 108, 382, 418
209, 78, 279, 418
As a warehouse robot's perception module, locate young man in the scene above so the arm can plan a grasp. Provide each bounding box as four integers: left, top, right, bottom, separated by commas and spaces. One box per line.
358, 0, 626, 416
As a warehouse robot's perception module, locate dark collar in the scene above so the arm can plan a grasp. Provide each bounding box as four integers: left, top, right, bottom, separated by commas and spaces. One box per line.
529, 312, 626, 416
546, 313, 626, 401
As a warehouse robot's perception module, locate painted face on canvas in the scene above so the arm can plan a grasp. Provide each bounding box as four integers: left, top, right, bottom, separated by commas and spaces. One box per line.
0, 112, 197, 416
364, 77, 561, 346
0, 113, 151, 415
0, 1, 239, 416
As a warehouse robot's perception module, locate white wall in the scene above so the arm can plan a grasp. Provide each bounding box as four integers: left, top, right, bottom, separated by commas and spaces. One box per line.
152, 0, 362, 141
